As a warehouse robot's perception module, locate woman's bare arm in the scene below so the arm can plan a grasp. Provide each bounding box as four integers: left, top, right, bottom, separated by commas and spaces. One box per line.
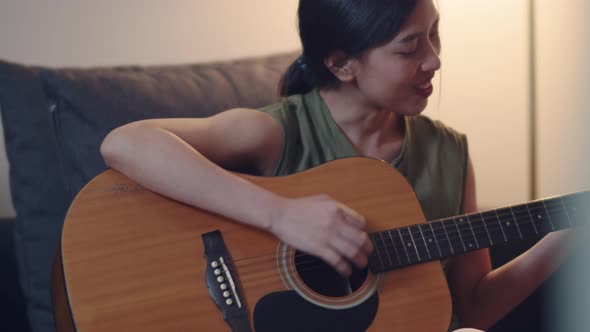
101, 109, 284, 230
449, 157, 579, 330
100, 109, 373, 276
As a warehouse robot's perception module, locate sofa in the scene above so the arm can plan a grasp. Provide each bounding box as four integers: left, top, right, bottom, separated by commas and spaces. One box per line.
0, 51, 558, 332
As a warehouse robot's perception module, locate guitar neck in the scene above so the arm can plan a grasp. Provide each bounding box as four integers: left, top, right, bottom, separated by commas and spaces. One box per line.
369, 190, 590, 273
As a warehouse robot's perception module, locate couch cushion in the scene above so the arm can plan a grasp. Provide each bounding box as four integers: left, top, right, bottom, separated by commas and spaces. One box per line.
0, 61, 70, 332
41, 52, 297, 197
0, 51, 296, 332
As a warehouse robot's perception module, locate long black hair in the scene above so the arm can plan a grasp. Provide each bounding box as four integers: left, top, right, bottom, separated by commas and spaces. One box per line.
279, 0, 418, 97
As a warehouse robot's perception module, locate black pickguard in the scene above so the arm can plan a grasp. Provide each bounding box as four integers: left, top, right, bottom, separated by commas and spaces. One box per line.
253, 291, 379, 332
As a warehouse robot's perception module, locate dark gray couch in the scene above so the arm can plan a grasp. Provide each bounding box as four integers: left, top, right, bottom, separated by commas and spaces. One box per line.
0, 52, 558, 332
0, 52, 297, 332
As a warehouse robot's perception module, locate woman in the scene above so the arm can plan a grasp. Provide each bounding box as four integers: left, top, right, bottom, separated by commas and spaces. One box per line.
100, 0, 575, 330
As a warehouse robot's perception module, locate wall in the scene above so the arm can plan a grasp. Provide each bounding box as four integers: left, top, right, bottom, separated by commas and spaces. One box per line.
536, 0, 590, 196
428, 0, 530, 209
0, 0, 301, 218
0, 0, 533, 217
536, 1, 590, 331
0, 0, 300, 67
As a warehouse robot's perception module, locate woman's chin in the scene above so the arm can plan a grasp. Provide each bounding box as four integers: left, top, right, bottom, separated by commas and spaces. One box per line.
401, 99, 428, 117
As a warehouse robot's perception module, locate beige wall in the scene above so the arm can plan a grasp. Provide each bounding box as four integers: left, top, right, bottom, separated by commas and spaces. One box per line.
0, 0, 536, 217
0, 0, 300, 67
427, 0, 530, 209
536, 2, 590, 330
536, 0, 590, 196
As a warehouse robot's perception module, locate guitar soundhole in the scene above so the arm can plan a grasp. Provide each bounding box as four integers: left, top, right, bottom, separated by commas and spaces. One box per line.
294, 251, 368, 297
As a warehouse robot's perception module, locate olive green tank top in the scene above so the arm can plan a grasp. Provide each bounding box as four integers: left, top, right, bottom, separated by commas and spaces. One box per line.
260, 89, 468, 222
259, 89, 468, 331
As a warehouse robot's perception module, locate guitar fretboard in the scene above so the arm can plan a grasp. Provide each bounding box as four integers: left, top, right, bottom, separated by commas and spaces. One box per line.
368, 190, 590, 273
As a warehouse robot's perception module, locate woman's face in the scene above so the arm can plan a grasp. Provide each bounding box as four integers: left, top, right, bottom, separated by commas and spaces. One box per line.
353, 0, 441, 116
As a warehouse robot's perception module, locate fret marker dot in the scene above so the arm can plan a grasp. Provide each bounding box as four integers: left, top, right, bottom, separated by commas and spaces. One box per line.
538, 215, 542, 219
506, 222, 511, 226
469, 243, 473, 248
408, 243, 412, 247
428, 238, 433, 243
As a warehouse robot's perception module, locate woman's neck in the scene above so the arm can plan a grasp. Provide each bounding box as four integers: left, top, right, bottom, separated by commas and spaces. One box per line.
319, 86, 406, 161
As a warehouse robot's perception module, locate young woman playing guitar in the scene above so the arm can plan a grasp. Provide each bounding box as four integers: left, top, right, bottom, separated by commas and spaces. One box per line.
98, 0, 582, 330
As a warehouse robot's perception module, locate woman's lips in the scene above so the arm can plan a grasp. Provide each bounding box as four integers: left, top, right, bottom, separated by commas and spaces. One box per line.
415, 82, 433, 98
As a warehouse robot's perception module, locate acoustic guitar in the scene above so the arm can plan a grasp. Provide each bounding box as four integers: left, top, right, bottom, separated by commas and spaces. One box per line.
51, 157, 588, 332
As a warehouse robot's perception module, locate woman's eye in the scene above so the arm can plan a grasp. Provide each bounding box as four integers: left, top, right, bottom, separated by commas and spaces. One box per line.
399, 50, 417, 57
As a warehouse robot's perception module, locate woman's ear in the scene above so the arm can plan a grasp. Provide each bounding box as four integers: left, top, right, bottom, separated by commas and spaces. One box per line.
324, 51, 357, 83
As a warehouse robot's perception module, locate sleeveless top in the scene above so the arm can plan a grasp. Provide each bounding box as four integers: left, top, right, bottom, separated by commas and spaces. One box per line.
259, 89, 468, 330
259, 89, 468, 221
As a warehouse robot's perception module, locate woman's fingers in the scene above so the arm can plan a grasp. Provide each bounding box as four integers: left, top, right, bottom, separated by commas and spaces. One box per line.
320, 247, 352, 277
328, 233, 368, 269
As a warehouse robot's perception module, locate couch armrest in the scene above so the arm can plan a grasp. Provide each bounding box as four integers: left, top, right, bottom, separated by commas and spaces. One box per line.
0, 218, 31, 332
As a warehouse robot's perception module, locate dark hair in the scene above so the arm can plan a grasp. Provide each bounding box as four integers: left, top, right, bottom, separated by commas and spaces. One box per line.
279, 0, 418, 97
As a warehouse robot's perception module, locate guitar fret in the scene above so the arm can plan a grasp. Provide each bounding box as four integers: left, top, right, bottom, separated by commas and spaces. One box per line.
559, 197, 573, 228
428, 223, 444, 258
378, 232, 393, 267
466, 217, 479, 248
452, 218, 467, 251
397, 229, 412, 264
511, 204, 538, 238
440, 221, 455, 255
407, 227, 421, 261
442, 219, 464, 254
528, 202, 554, 233
542, 200, 556, 230
509, 207, 523, 238
417, 224, 432, 260
481, 210, 505, 244
455, 216, 477, 250
481, 215, 494, 246
409, 225, 431, 262
367, 190, 589, 274
468, 213, 492, 248
551, 199, 571, 229
496, 209, 521, 241
525, 204, 539, 235
369, 233, 386, 271
386, 230, 403, 267
430, 221, 453, 258
494, 209, 509, 242
545, 198, 568, 229
563, 193, 590, 226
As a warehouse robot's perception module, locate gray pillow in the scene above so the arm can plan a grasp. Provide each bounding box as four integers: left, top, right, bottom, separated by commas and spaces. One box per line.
0, 60, 69, 332
41, 52, 297, 197
0, 51, 296, 332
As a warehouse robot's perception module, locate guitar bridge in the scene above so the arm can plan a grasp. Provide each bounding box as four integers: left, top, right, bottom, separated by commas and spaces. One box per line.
202, 230, 251, 332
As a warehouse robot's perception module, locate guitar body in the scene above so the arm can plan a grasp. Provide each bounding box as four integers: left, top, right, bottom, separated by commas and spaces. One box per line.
52, 157, 453, 331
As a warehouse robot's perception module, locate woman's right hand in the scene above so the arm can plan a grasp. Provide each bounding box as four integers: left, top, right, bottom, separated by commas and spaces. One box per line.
269, 195, 374, 277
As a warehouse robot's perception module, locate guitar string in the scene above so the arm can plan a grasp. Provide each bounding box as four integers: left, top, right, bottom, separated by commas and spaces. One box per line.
231, 205, 585, 271
230, 193, 585, 267
233, 209, 584, 271
217, 200, 588, 286
225, 204, 588, 282
230, 222, 572, 279
230, 221, 586, 283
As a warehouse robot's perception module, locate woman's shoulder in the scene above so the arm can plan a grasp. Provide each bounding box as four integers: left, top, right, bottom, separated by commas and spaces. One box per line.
405, 115, 469, 166
259, 92, 307, 115
256, 91, 316, 130
408, 114, 467, 145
